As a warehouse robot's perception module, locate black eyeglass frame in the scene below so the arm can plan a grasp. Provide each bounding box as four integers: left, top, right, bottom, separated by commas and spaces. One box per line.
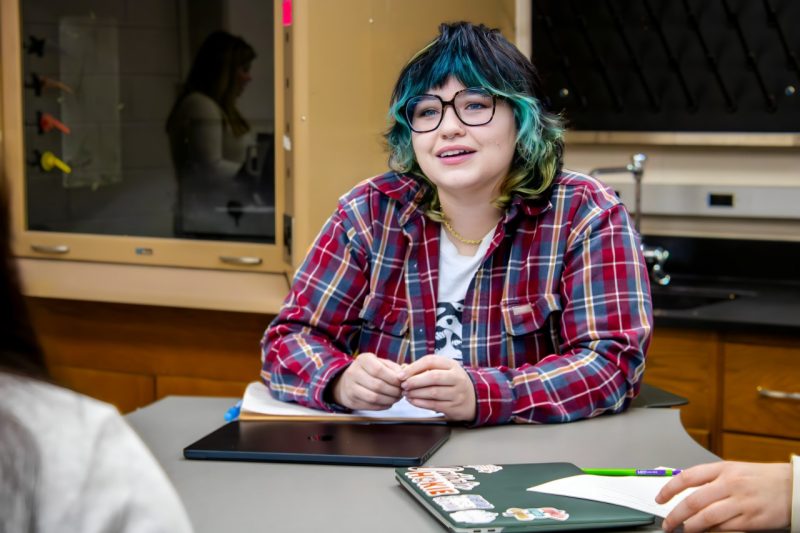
403, 87, 498, 133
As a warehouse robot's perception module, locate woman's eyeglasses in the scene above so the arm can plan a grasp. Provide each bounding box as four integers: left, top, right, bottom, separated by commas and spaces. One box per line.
404, 87, 497, 133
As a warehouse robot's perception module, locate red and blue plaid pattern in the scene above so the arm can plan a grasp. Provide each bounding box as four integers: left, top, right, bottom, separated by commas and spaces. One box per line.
261, 170, 652, 426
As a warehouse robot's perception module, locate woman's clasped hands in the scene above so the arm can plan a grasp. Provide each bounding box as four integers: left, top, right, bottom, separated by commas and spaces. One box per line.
331, 353, 476, 422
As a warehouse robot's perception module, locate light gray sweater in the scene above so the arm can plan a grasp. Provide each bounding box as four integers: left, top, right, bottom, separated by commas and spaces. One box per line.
0, 376, 193, 533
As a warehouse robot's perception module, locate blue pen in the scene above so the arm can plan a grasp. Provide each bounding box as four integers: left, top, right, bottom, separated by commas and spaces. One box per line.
224, 400, 242, 422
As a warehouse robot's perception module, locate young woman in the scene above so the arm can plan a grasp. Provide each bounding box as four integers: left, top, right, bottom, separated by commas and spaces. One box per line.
261, 22, 652, 426
0, 188, 192, 531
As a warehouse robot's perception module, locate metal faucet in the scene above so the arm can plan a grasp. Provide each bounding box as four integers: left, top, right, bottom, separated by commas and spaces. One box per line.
589, 154, 671, 286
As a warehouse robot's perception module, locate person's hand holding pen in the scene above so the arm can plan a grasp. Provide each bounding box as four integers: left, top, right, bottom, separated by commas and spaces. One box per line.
400, 355, 476, 422
331, 353, 404, 410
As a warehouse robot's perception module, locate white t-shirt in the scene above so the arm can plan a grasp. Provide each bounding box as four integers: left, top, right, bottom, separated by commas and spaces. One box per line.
169, 91, 252, 183
168, 92, 259, 235
436, 226, 494, 363
0, 375, 193, 533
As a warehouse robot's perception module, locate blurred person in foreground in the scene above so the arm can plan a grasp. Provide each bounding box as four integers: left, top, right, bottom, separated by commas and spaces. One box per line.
0, 184, 193, 532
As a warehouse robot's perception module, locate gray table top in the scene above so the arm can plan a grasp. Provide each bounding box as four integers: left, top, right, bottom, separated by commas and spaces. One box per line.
127, 397, 718, 533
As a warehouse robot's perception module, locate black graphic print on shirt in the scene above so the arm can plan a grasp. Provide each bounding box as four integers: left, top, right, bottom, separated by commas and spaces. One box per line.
435, 301, 464, 361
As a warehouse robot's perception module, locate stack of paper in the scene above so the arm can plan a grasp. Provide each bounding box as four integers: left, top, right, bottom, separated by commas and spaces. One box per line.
239, 381, 445, 422
528, 473, 696, 518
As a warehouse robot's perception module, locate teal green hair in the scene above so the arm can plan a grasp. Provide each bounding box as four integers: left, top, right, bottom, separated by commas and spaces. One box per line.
385, 22, 564, 219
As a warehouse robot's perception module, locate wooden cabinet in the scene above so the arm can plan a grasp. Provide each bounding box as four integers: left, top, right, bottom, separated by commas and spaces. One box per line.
721, 339, 800, 460
49, 365, 155, 414
647, 327, 800, 461
644, 328, 720, 450
722, 433, 800, 462
29, 297, 268, 414
156, 376, 251, 399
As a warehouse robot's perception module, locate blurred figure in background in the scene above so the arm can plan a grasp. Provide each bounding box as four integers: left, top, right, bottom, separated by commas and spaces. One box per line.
166, 30, 260, 237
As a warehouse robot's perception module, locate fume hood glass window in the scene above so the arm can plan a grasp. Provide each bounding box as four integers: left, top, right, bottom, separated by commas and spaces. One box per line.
21, 0, 275, 243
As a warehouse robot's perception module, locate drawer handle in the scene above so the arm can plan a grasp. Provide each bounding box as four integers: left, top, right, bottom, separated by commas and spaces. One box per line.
219, 255, 262, 266
31, 244, 70, 254
757, 386, 800, 401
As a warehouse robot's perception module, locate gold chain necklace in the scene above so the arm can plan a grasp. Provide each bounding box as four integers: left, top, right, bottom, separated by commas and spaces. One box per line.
442, 217, 483, 245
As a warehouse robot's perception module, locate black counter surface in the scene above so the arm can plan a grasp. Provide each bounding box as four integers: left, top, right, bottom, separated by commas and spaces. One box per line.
642, 236, 800, 335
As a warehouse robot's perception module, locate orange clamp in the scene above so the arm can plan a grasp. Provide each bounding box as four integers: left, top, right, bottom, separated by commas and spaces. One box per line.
38, 112, 71, 134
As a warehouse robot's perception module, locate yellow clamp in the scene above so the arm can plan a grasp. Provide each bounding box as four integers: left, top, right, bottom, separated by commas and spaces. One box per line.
40, 151, 71, 174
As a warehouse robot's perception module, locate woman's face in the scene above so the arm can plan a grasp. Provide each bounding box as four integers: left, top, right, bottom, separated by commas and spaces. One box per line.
233, 62, 253, 97
410, 76, 517, 202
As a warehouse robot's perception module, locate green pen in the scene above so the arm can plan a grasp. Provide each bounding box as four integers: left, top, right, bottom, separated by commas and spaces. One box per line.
582, 468, 682, 476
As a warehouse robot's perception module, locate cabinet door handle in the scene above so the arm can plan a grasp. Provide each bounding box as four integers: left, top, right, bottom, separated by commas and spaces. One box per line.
219, 255, 262, 266
31, 244, 70, 254
757, 386, 800, 401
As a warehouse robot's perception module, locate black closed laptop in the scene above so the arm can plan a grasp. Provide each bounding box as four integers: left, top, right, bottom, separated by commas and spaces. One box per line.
183, 420, 451, 466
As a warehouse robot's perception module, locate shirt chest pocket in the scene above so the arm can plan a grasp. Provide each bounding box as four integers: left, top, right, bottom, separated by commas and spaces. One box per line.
500, 295, 562, 361
358, 294, 409, 338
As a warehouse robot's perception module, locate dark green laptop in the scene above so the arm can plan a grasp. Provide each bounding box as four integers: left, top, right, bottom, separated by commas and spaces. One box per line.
396, 462, 655, 532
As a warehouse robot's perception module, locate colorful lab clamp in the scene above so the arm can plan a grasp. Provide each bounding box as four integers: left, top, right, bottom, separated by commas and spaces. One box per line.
26, 74, 74, 96
38, 112, 71, 134
39, 151, 71, 174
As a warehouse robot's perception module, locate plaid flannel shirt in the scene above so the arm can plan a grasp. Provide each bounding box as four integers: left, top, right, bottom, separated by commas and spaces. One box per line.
261, 170, 652, 426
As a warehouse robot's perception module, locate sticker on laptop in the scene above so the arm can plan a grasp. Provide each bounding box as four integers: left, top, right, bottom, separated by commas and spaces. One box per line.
503, 507, 570, 522
464, 464, 503, 474
405, 467, 480, 495
453, 480, 480, 490
449, 510, 498, 524
433, 494, 494, 511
